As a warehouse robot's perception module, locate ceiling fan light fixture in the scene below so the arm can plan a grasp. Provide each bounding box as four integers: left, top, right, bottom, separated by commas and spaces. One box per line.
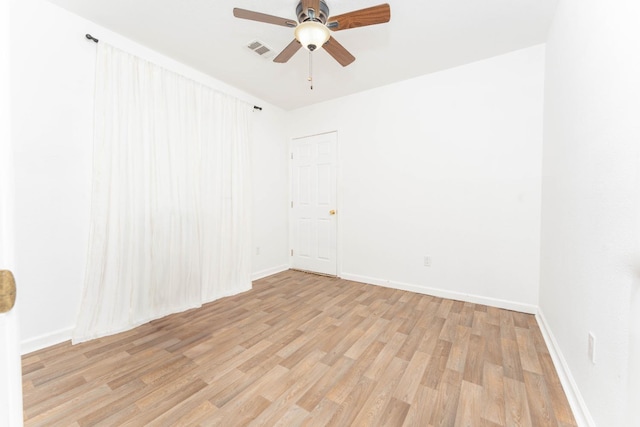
295, 21, 330, 51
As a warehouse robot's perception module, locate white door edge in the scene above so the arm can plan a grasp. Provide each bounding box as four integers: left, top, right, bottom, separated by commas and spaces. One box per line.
0, 1, 24, 423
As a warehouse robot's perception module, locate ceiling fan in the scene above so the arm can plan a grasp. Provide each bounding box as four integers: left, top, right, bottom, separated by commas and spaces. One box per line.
233, 0, 391, 67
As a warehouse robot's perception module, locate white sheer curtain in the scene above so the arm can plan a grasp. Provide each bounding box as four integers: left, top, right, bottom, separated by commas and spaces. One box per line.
73, 43, 252, 344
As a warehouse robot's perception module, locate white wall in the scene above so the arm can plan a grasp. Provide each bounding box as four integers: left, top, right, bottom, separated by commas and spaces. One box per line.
11, 0, 95, 353
540, 0, 640, 425
287, 46, 545, 312
11, 0, 289, 353
250, 107, 290, 280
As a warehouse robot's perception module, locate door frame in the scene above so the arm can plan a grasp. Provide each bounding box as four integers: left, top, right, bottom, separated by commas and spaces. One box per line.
0, 0, 24, 423
288, 131, 342, 277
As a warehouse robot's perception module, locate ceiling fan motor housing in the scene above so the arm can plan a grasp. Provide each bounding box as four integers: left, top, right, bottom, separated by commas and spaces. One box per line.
296, 0, 330, 24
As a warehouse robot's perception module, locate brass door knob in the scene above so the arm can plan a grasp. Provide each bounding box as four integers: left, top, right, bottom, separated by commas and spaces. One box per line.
329, 210, 336, 215
0, 270, 17, 313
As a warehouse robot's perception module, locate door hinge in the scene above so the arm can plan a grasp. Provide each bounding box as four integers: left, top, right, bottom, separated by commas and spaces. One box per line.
290, 249, 293, 256
290, 153, 293, 160
291, 201, 293, 208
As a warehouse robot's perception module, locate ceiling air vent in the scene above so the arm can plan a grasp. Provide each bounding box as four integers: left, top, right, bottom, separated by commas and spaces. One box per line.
247, 40, 275, 59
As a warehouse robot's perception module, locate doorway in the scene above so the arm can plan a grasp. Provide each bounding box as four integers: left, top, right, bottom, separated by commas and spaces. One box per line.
290, 132, 338, 276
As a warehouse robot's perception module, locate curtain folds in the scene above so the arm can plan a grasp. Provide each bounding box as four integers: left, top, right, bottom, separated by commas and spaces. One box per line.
73, 43, 252, 344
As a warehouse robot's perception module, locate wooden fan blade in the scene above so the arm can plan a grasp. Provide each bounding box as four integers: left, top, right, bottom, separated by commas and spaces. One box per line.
328, 4, 391, 31
274, 39, 302, 63
323, 36, 355, 67
233, 8, 297, 28
302, 0, 321, 16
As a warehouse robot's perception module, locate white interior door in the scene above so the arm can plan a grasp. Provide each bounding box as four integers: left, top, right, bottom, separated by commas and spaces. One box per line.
291, 132, 338, 276
0, 3, 24, 424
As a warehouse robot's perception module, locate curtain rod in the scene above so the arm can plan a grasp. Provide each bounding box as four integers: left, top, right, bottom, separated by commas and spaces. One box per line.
85, 34, 263, 112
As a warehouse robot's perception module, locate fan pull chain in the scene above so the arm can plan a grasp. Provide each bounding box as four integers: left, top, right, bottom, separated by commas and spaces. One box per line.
308, 51, 313, 90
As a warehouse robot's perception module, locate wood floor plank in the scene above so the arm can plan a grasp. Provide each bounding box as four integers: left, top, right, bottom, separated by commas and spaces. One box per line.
462, 334, 486, 385
325, 340, 385, 404
174, 399, 219, 425
301, 397, 340, 426
538, 352, 577, 425
431, 368, 463, 426
270, 404, 309, 426
296, 355, 354, 412
326, 376, 377, 426
483, 322, 504, 367
209, 354, 284, 408
25, 384, 112, 426
128, 378, 208, 425
454, 380, 484, 427
378, 396, 411, 426
247, 359, 327, 426
501, 337, 525, 382
363, 331, 407, 381
344, 317, 389, 360
194, 365, 289, 425
22, 270, 577, 427
199, 341, 272, 384
447, 325, 472, 373
482, 362, 507, 426
417, 316, 446, 355
351, 356, 408, 426
374, 315, 404, 344
402, 385, 438, 426
499, 309, 518, 341
393, 350, 431, 404
261, 350, 326, 402
396, 325, 426, 362
516, 327, 544, 375
76, 379, 149, 426
523, 370, 559, 427
421, 339, 453, 389
319, 317, 372, 366
504, 376, 534, 427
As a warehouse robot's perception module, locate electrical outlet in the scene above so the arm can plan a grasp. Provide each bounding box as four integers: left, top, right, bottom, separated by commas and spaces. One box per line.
423, 256, 431, 267
588, 332, 596, 364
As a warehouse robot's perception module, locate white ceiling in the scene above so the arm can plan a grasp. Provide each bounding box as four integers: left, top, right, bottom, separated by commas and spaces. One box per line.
47, 0, 558, 110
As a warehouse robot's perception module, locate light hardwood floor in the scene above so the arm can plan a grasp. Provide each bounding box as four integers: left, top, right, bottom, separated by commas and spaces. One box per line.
22, 270, 577, 426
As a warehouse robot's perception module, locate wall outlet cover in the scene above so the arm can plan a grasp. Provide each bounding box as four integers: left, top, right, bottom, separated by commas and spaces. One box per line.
588, 332, 596, 364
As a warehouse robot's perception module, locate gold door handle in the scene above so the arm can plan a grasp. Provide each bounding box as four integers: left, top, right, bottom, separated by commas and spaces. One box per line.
0, 270, 17, 313
329, 210, 336, 215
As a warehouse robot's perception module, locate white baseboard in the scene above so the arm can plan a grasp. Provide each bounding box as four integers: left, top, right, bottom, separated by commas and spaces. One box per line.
21, 326, 73, 355
536, 310, 595, 427
252, 264, 289, 281
340, 272, 538, 314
